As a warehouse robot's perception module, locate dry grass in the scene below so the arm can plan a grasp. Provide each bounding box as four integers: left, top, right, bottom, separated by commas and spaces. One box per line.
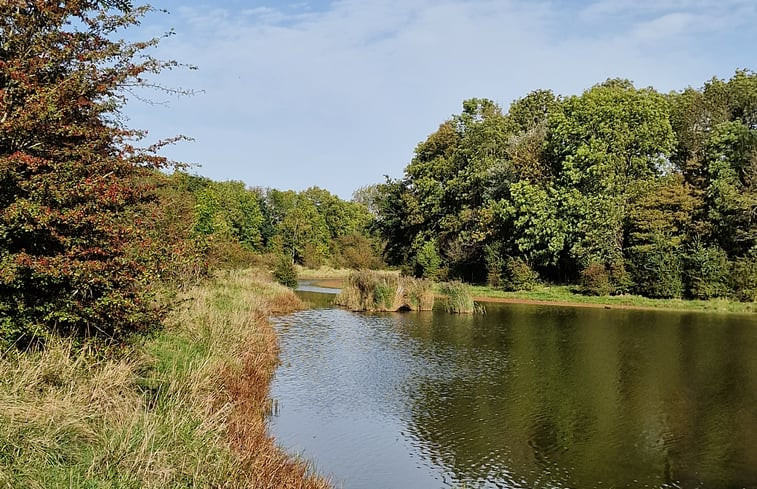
334, 270, 434, 312
0, 269, 330, 489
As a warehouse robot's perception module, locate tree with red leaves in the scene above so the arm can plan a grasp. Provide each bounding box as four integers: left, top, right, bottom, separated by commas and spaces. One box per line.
0, 1, 189, 346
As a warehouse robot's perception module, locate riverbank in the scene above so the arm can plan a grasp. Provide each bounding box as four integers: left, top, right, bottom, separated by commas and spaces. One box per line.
0, 270, 329, 488
302, 273, 755, 315
468, 284, 756, 314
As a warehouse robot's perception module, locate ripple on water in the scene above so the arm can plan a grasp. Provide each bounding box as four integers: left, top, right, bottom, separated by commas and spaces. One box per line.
270, 302, 757, 489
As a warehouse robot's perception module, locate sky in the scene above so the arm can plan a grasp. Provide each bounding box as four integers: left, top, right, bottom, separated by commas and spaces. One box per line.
124, 0, 757, 199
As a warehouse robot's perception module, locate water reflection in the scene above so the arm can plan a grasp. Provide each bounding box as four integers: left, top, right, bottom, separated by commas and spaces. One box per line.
270, 299, 757, 489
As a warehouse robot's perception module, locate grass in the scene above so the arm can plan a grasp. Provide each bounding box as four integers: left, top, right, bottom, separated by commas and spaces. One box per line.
296, 266, 355, 280
334, 270, 434, 311
438, 281, 476, 314
0, 269, 330, 489
468, 283, 757, 314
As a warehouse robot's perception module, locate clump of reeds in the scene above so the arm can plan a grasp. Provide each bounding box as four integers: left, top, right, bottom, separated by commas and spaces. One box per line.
401, 276, 435, 311
335, 270, 434, 311
0, 269, 330, 489
439, 281, 476, 314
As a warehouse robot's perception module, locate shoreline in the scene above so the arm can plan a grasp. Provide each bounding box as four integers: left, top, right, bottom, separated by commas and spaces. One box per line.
304, 277, 755, 315
0, 270, 331, 488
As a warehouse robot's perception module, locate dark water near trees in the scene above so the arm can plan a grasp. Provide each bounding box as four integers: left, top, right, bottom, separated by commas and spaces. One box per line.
270, 291, 757, 489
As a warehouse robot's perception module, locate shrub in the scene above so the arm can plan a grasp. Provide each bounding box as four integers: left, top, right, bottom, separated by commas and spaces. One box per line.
302, 242, 325, 269
333, 234, 384, 270
580, 263, 613, 296
608, 260, 634, 295
629, 247, 684, 299
484, 244, 505, 288
0, 3, 188, 347
415, 240, 442, 279
503, 258, 539, 291
272, 256, 298, 288
684, 243, 731, 299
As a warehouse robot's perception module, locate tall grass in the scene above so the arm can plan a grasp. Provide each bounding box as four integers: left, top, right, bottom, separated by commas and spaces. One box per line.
439, 281, 476, 314
335, 270, 434, 311
0, 270, 330, 489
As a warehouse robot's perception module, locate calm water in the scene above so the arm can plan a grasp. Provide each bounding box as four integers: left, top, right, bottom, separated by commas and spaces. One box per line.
270, 292, 757, 489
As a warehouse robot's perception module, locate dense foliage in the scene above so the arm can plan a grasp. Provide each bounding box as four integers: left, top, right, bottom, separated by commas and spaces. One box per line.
0, 1, 192, 346
374, 72, 757, 301
179, 174, 382, 270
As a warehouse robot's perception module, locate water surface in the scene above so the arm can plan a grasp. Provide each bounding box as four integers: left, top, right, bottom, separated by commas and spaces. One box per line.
270, 295, 757, 489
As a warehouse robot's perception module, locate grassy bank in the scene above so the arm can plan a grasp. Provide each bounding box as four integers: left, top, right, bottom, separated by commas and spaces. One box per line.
305, 274, 754, 315
468, 284, 756, 314
0, 270, 330, 489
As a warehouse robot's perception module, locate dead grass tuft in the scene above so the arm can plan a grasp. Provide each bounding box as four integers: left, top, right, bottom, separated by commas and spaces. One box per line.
334, 270, 434, 312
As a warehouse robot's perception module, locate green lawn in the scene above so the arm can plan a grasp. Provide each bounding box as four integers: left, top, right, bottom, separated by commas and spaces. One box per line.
467, 284, 756, 314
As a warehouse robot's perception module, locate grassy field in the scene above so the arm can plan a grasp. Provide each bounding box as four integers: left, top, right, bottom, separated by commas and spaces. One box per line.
0, 270, 330, 489
468, 284, 757, 314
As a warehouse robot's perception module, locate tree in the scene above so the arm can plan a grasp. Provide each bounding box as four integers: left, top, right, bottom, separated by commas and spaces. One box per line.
0, 2, 186, 346
548, 79, 675, 266
192, 180, 264, 250
269, 191, 330, 265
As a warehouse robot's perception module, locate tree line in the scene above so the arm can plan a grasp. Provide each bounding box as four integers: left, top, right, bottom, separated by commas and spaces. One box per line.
175, 173, 382, 270
1, 1, 753, 349
370, 73, 756, 301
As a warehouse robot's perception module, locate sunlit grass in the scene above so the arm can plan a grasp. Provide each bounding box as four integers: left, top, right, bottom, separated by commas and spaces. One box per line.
0, 270, 330, 488
468, 284, 756, 314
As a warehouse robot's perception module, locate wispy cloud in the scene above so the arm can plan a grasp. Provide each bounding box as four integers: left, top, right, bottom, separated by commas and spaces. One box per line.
126, 0, 757, 197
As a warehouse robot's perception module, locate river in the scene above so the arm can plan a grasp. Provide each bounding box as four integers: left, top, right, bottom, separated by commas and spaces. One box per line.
269, 289, 757, 489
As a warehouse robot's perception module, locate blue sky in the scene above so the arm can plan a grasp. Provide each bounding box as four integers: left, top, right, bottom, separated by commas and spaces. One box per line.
124, 0, 757, 198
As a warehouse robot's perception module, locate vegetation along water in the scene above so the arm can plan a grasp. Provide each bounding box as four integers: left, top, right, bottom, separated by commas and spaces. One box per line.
0, 1, 754, 488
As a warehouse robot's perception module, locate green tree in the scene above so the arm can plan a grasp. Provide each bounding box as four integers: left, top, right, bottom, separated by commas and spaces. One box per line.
704, 122, 757, 257
548, 79, 675, 266
271, 191, 329, 265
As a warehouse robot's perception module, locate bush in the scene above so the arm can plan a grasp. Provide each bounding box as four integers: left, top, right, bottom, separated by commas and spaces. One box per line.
272, 256, 298, 288
731, 257, 757, 302
302, 242, 325, 269
0, 4, 188, 347
580, 263, 613, 296
333, 234, 384, 269
608, 260, 634, 295
484, 244, 505, 288
503, 258, 539, 291
684, 243, 731, 299
629, 247, 684, 299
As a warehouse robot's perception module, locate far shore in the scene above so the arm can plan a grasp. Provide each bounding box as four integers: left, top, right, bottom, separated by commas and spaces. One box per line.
301, 275, 756, 315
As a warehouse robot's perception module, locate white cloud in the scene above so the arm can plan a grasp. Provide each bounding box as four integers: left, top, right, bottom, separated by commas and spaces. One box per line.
124, 0, 757, 197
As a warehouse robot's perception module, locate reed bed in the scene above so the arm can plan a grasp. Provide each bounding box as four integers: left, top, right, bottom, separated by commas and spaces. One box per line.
335, 270, 434, 312
438, 281, 476, 314
0, 270, 330, 489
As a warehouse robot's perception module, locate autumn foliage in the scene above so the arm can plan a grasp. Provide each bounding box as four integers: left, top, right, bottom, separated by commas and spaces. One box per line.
0, 2, 185, 346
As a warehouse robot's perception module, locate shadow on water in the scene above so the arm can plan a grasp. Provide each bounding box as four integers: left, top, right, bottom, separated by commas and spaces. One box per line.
270, 294, 757, 489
